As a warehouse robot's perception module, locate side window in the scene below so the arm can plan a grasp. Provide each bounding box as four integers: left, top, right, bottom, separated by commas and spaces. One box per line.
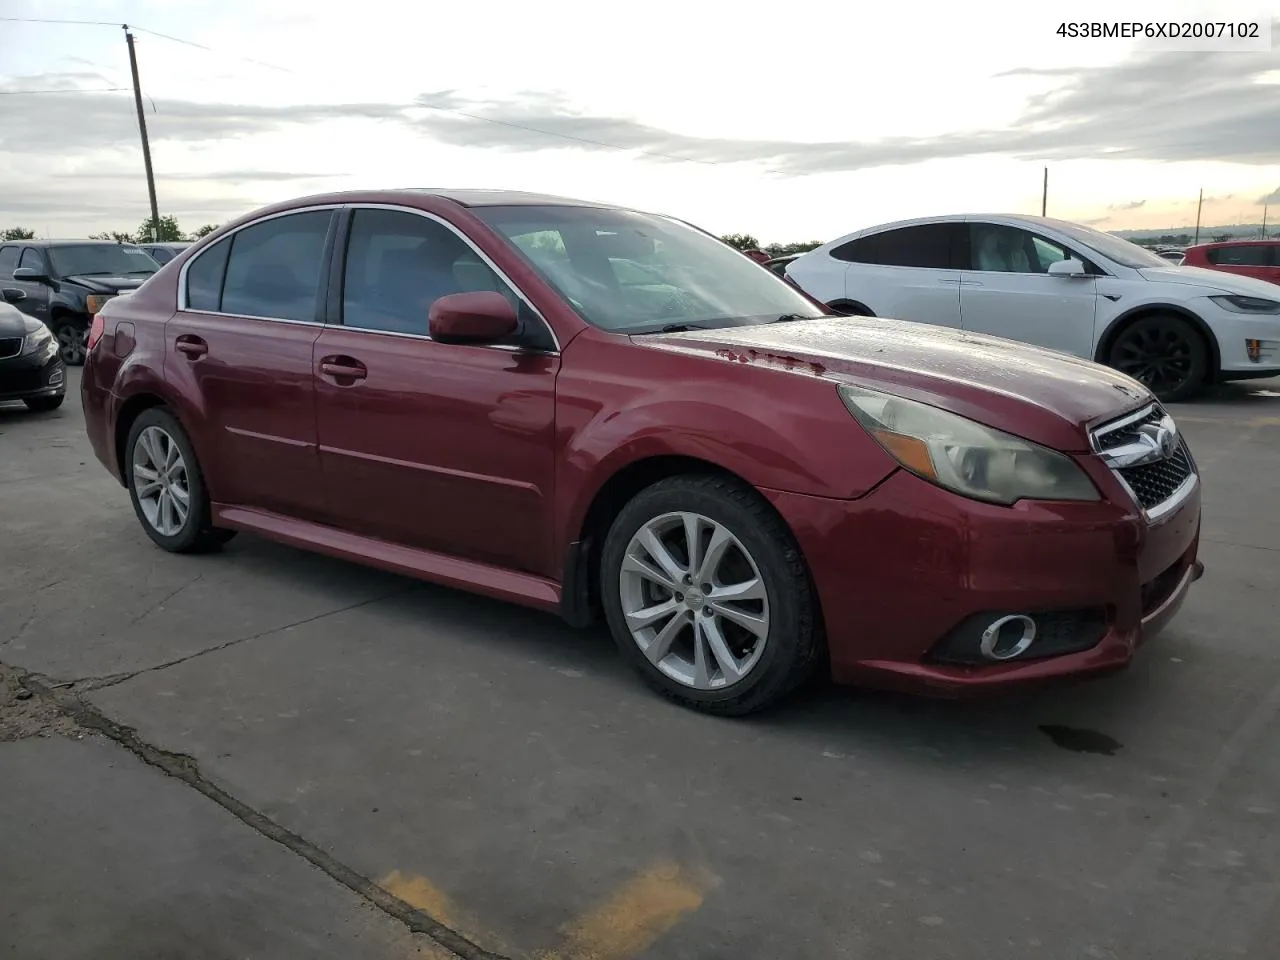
0, 245, 18, 277
220, 211, 332, 322
875, 224, 959, 269
829, 234, 878, 264
18, 248, 47, 273
1207, 245, 1270, 267
185, 237, 232, 312
969, 224, 1057, 274
341, 208, 553, 349
150, 248, 174, 265
1029, 235, 1071, 272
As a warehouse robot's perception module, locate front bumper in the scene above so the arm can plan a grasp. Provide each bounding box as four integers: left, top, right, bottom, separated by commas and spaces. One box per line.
765, 462, 1202, 696
0, 342, 65, 402
1200, 301, 1280, 380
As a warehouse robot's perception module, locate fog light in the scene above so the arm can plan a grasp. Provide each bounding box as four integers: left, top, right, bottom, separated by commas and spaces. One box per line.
48, 367, 64, 385
979, 615, 1037, 660
1246, 339, 1278, 362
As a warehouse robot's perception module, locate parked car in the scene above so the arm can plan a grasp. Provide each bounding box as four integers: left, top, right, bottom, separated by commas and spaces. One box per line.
0, 239, 161, 365
764, 254, 800, 277
83, 190, 1203, 715
1155, 249, 1186, 264
0, 294, 65, 411
137, 242, 193, 265
785, 214, 1280, 401
1181, 239, 1278, 285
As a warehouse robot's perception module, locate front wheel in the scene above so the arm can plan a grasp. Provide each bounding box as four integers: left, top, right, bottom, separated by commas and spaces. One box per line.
52, 318, 87, 366
1107, 315, 1208, 403
126, 408, 237, 553
23, 394, 64, 412
600, 474, 821, 715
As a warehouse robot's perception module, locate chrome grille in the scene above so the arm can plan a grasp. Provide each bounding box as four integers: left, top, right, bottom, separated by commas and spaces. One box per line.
0, 336, 22, 360
1092, 402, 1197, 517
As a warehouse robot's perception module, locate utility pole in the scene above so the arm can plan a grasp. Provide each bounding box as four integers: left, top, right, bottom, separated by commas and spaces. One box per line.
1193, 188, 1203, 245
1262, 204, 1268, 239
124, 25, 160, 240
1041, 167, 1048, 216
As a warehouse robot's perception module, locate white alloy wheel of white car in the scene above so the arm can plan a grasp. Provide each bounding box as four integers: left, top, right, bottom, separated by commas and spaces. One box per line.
784, 214, 1280, 402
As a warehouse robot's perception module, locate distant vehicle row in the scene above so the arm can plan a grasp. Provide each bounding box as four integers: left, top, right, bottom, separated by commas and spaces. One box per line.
783, 216, 1280, 401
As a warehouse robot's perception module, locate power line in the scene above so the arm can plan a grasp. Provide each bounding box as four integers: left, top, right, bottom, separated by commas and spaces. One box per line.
0, 15, 725, 167
0, 87, 128, 96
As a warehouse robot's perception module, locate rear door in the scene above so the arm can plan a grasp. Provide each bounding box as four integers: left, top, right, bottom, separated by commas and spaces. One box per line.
167, 207, 336, 519
313, 205, 560, 576
835, 223, 964, 326
959, 222, 1098, 357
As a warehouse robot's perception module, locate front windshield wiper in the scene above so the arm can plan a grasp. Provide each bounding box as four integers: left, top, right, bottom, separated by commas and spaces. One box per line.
642, 323, 708, 334
126, 269, 156, 275
770, 313, 816, 323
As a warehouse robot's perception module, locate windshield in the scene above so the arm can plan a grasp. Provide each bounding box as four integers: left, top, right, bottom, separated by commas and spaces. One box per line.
48, 244, 160, 277
1048, 222, 1169, 269
472, 205, 825, 333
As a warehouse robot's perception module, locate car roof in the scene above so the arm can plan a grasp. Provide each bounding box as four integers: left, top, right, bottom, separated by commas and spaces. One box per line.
396, 188, 617, 208
1185, 238, 1278, 250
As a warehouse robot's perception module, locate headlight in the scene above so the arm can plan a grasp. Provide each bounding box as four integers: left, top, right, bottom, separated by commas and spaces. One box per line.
20, 319, 53, 356
1209, 295, 1280, 314
85, 294, 114, 314
838, 385, 1099, 505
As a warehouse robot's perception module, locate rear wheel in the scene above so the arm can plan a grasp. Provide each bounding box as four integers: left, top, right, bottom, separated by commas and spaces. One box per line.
23, 395, 64, 412
600, 474, 821, 715
1107, 314, 1208, 402
126, 408, 236, 553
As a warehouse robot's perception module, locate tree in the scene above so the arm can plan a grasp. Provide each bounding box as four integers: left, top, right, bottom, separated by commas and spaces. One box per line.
135, 214, 184, 243
764, 240, 823, 257
89, 231, 137, 243
2, 227, 36, 240
189, 223, 219, 240
720, 233, 760, 251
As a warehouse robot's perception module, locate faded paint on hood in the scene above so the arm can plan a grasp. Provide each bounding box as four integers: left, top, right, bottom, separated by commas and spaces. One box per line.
637, 317, 1153, 452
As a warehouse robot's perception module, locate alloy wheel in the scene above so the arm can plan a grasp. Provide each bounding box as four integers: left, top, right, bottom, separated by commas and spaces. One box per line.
56, 324, 87, 364
618, 511, 770, 690
132, 425, 191, 537
1113, 324, 1194, 396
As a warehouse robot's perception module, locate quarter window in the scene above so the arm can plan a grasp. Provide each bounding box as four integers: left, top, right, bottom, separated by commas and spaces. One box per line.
185, 237, 232, 312
829, 234, 879, 264
218, 210, 333, 322
340, 208, 550, 348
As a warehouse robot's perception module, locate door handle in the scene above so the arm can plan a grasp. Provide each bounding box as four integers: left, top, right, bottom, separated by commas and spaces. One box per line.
318, 356, 367, 381
175, 335, 208, 358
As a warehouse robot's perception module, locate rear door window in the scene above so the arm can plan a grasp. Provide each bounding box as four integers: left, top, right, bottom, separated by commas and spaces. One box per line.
1206, 245, 1272, 267
875, 224, 962, 269
219, 211, 334, 322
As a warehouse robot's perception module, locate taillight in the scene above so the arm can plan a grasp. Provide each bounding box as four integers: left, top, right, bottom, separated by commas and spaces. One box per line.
87, 313, 105, 352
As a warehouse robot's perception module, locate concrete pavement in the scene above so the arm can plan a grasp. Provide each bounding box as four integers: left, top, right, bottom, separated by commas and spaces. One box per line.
3, 370, 1279, 959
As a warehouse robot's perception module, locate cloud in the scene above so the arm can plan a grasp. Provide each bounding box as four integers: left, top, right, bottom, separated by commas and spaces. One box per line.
90, 170, 349, 183
1261, 186, 1280, 204
1108, 200, 1146, 211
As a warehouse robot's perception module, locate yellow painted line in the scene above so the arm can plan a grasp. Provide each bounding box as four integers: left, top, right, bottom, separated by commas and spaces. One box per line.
541, 860, 715, 960
380, 870, 509, 957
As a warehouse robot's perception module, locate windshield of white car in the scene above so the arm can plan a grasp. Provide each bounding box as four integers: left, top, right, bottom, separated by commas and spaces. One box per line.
47, 244, 161, 278
473, 205, 826, 334
1049, 222, 1170, 269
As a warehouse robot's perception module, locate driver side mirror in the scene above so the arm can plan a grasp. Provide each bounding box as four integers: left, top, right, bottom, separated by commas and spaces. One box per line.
429, 291, 519, 344
2, 288, 25, 304
12, 266, 51, 284
1047, 258, 1087, 278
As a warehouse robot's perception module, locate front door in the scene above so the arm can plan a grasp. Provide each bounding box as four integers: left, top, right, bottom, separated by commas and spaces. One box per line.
165, 208, 336, 519
960, 222, 1099, 358
314, 206, 560, 576
11, 247, 53, 325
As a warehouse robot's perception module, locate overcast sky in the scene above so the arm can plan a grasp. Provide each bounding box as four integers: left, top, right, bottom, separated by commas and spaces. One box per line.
1, 0, 1277, 242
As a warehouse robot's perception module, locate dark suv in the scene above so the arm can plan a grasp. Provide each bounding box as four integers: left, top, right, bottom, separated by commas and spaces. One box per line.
0, 240, 161, 365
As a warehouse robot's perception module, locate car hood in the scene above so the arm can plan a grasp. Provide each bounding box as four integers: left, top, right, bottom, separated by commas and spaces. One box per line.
1137, 264, 1280, 297
64, 274, 152, 294
641, 317, 1154, 452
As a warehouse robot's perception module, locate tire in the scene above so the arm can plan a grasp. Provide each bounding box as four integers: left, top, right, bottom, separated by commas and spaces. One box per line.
23, 394, 64, 412
1107, 314, 1208, 403
829, 301, 873, 318
52, 317, 87, 366
125, 408, 237, 553
600, 474, 821, 716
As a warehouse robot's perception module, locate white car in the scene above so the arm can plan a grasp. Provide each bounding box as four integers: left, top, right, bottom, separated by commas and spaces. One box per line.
786, 214, 1280, 401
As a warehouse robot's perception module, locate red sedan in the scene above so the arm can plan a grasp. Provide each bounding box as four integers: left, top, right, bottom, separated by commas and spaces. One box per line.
81, 189, 1203, 714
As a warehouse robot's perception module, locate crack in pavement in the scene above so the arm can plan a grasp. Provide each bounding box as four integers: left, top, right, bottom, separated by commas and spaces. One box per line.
66, 586, 417, 692
5, 661, 508, 960
128, 574, 206, 626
